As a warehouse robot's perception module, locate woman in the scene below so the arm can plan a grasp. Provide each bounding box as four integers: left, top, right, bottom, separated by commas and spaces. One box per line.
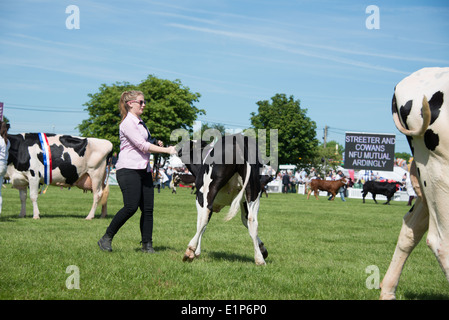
0, 121, 10, 216
98, 90, 176, 253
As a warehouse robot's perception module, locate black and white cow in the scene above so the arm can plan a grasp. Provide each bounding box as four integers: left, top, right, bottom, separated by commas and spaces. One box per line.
177, 134, 268, 265
6, 133, 113, 220
381, 67, 449, 299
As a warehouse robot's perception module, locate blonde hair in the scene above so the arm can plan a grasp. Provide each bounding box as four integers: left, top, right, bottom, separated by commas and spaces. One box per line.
119, 90, 144, 122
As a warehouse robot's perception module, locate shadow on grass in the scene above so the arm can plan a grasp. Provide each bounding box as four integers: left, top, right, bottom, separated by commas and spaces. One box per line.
208, 250, 255, 263
133, 245, 176, 253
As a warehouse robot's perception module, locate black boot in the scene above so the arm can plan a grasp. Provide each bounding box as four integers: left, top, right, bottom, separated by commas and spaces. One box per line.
141, 242, 156, 253
98, 234, 113, 252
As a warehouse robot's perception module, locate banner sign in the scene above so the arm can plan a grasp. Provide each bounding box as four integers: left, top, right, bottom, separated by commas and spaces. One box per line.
344, 132, 395, 171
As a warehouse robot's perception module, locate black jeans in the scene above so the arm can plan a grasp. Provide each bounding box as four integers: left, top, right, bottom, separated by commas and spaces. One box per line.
106, 168, 154, 243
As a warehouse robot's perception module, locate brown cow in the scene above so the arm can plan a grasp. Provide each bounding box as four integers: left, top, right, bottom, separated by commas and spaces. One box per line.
307, 177, 348, 200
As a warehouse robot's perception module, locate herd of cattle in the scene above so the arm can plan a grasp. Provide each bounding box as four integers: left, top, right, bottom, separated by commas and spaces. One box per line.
306, 177, 403, 204
3, 67, 449, 299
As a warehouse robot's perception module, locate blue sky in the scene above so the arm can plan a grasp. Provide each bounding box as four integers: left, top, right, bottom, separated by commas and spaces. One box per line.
1, 0, 448, 154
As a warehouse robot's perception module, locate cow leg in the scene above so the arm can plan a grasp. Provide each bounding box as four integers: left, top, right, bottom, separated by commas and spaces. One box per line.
183, 202, 210, 262
240, 201, 267, 264
85, 175, 103, 220
308, 188, 319, 200
86, 198, 100, 220
372, 194, 378, 204
194, 225, 208, 258
99, 183, 109, 218
247, 199, 266, 265
193, 204, 211, 258
380, 197, 428, 300
384, 197, 392, 205
18, 188, 27, 218
426, 206, 449, 286
30, 189, 41, 220
28, 183, 41, 219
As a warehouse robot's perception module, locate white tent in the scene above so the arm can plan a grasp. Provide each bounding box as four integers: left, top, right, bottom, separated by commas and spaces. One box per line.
338, 166, 407, 182
279, 164, 297, 171
356, 166, 407, 182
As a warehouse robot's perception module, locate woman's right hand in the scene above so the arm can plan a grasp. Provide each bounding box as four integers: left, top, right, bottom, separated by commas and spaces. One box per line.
166, 146, 177, 155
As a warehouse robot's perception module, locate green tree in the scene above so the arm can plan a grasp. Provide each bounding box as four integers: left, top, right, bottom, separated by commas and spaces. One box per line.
194, 122, 227, 140
78, 75, 205, 153
250, 93, 318, 168
2, 116, 9, 126
314, 140, 344, 175
395, 152, 412, 162
78, 81, 131, 149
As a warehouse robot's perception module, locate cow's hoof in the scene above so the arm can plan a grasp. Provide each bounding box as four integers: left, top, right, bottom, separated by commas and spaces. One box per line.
255, 260, 266, 266
33, 216, 40, 220
183, 249, 195, 262
85, 216, 94, 220
182, 254, 194, 262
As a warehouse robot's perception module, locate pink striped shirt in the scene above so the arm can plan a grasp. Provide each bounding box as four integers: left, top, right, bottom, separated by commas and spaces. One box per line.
115, 112, 152, 170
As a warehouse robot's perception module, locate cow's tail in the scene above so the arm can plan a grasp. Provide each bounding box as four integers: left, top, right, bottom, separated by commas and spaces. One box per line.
224, 162, 252, 222
392, 95, 430, 137
101, 152, 113, 206
101, 181, 110, 206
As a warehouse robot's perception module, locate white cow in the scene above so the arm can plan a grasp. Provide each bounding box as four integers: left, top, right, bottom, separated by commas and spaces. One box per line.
381, 67, 449, 299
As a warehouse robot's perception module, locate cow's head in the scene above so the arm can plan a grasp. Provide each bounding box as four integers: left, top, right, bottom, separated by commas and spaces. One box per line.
172, 172, 181, 186
260, 175, 273, 190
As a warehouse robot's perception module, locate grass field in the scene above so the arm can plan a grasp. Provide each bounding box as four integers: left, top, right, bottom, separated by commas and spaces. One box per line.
0, 184, 448, 300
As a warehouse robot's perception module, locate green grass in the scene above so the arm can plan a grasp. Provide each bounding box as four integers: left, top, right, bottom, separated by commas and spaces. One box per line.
0, 184, 448, 300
